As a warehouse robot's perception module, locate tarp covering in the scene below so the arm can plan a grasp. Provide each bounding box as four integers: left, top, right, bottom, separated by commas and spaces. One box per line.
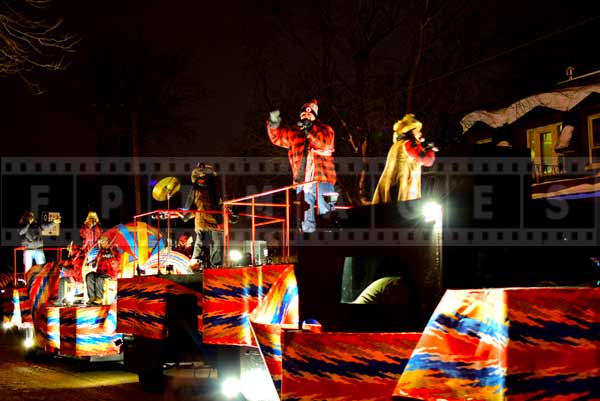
117, 275, 203, 339
0, 263, 52, 329
282, 331, 421, 401
3, 262, 122, 357
0, 288, 30, 326
393, 287, 600, 401
53, 304, 121, 357
249, 265, 300, 393
26, 262, 59, 322
202, 264, 291, 346
247, 266, 419, 401
460, 84, 600, 132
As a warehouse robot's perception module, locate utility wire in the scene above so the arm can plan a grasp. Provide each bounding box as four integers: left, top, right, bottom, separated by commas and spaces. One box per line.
412, 13, 600, 90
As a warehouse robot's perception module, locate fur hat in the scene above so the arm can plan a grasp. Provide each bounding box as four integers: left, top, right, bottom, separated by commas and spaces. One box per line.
191, 163, 216, 184
300, 99, 319, 118
85, 211, 99, 224
393, 114, 422, 143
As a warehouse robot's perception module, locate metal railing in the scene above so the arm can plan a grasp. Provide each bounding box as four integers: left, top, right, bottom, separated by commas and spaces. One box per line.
12, 247, 66, 287
223, 181, 321, 267
532, 163, 566, 183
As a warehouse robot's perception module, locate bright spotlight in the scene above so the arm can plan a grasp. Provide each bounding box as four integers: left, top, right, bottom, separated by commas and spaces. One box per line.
422, 201, 442, 226
240, 367, 279, 401
229, 250, 243, 262
24, 337, 34, 349
3, 321, 13, 330
222, 376, 241, 399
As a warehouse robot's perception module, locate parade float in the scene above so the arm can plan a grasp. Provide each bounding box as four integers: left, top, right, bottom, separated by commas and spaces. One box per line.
2, 171, 599, 400
4, 72, 600, 399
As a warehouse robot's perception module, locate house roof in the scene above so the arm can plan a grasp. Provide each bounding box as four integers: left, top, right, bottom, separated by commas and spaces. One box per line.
460, 81, 600, 133
532, 172, 600, 199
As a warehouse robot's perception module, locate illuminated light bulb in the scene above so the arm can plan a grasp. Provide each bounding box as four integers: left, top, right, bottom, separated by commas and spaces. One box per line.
229, 250, 243, 262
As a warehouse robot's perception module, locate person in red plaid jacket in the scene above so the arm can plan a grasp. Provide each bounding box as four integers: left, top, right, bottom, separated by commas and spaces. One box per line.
267, 99, 337, 232
85, 236, 120, 305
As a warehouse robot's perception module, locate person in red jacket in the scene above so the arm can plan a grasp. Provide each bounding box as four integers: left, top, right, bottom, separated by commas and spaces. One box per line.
85, 236, 120, 305
80, 211, 102, 253
55, 243, 85, 306
372, 114, 438, 203
267, 99, 337, 232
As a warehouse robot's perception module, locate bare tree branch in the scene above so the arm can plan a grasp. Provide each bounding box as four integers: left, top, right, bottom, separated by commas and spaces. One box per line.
0, 0, 79, 94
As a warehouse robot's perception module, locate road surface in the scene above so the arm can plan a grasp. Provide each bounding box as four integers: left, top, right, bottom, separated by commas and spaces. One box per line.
0, 328, 221, 401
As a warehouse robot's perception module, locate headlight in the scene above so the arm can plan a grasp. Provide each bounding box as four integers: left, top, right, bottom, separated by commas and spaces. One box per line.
422, 201, 442, 226
222, 376, 241, 398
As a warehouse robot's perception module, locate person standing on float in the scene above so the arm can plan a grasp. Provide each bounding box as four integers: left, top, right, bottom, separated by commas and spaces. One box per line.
267, 99, 337, 232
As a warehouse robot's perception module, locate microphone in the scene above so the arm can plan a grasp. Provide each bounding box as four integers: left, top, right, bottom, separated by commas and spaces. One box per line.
424, 141, 439, 152
297, 119, 313, 132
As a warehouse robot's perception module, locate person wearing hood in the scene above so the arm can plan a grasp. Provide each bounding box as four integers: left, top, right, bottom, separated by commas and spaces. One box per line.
181, 163, 223, 268
80, 211, 103, 253
18, 211, 61, 272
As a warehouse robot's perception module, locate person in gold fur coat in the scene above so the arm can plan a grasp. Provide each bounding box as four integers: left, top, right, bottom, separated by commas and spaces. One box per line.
372, 114, 438, 203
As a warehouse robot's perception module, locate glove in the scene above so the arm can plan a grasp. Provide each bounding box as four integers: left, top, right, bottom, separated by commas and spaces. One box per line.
269, 110, 282, 127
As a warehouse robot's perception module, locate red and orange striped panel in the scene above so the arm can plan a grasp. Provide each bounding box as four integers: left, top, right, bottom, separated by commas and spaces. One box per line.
26, 263, 60, 319
250, 265, 300, 392
202, 264, 291, 346
394, 287, 600, 401
58, 303, 120, 357
117, 276, 203, 339
0, 288, 31, 326
282, 331, 421, 401
38, 306, 61, 351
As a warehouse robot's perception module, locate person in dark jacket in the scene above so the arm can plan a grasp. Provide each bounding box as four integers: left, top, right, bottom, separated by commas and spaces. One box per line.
18, 211, 60, 272
181, 163, 223, 268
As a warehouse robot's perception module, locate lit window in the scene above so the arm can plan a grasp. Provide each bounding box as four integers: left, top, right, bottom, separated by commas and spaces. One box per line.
587, 113, 600, 169
528, 123, 561, 180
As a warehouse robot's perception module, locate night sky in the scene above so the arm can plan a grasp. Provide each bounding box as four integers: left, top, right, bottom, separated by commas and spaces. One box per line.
2, 0, 600, 158
2, 0, 600, 269
3, 0, 252, 157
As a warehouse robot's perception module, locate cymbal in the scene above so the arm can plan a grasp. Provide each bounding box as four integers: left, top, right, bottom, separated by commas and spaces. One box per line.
152, 176, 181, 201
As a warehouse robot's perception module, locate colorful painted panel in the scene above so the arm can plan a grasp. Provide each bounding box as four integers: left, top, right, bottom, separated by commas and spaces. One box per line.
394, 287, 600, 401
504, 288, 600, 401
104, 222, 164, 266
58, 304, 121, 357
0, 290, 15, 319
202, 264, 291, 346
0, 288, 31, 326
117, 276, 202, 339
2, 264, 53, 328
250, 265, 300, 392
141, 250, 193, 275
38, 306, 61, 350
282, 331, 421, 401
26, 262, 59, 321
